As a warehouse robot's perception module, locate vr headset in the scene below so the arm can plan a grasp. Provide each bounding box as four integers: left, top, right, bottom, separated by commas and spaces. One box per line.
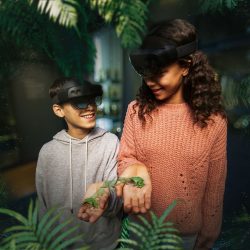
129, 39, 197, 78
52, 79, 103, 109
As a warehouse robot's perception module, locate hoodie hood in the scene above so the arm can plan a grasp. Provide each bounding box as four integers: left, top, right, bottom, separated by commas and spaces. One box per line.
53, 127, 108, 144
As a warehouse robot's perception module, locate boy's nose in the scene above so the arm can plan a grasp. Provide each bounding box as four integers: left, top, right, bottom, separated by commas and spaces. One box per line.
85, 104, 96, 110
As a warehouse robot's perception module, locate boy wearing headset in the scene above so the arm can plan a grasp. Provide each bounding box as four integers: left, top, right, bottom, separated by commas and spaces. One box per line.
36, 77, 121, 250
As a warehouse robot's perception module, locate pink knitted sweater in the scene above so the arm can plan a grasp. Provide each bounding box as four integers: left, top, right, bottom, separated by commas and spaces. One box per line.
118, 101, 227, 249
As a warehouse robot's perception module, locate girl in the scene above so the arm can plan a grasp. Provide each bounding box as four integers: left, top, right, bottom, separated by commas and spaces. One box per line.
116, 19, 227, 250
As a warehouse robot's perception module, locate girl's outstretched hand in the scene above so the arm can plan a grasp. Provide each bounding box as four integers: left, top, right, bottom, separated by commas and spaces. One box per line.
116, 165, 152, 214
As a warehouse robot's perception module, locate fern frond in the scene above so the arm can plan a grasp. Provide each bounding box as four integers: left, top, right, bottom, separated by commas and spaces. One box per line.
87, 0, 150, 48
28, 0, 79, 28
0, 208, 28, 225
159, 200, 177, 223
37, 207, 61, 242
118, 201, 182, 250
199, 0, 239, 12
43, 219, 73, 248
48, 225, 79, 249
0, 199, 87, 250
0, 176, 8, 208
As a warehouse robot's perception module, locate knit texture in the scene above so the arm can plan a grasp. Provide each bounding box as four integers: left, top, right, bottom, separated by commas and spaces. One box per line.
118, 101, 227, 249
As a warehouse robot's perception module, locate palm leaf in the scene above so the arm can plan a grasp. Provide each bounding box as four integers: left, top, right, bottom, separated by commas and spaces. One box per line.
0, 199, 88, 249
215, 206, 250, 249
0, 0, 95, 79
43, 219, 73, 248
0, 176, 7, 208
118, 200, 183, 250
28, 0, 79, 28
48, 225, 79, 249
222, 75, 250, 131
87, 0, 151, 48
199, 0, 238, 12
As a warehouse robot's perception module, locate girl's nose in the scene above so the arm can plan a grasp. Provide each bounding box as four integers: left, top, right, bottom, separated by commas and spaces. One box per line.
145, 79, 157, 87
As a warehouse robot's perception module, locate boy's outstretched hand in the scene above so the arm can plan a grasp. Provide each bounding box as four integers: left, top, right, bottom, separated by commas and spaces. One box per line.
78, 182, 109, 223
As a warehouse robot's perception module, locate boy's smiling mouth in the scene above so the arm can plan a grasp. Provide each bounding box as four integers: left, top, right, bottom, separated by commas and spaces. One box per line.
80, 113, 96, 119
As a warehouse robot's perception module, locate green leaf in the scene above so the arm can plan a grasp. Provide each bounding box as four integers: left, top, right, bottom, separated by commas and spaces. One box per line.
48, 225, 79, 249
4, 225, 30, 233
0, 208, 28, 225
37, 206, 59, 242
43, 219, 73, 248
56, 234, 84, 250
118, 238, 138, 247
27, 199, 34, 226
137, 214, 153, 230
127, 222, 148, 243
30, 0, 79, 28
86, 0, 150, 48
159, 200, 177, 224
31, 200, 38, 231
83, 197, 99, 208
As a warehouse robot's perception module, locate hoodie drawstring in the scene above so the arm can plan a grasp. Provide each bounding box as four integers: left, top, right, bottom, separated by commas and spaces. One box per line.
69, 135, 89, 213
69, 138, 73, 213
84, 135, 89, 193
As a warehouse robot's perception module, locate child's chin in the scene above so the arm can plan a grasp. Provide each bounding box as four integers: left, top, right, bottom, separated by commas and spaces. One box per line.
84, 121, 96, 129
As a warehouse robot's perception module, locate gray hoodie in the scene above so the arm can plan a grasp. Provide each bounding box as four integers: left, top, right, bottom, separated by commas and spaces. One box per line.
36, 128, 122, 250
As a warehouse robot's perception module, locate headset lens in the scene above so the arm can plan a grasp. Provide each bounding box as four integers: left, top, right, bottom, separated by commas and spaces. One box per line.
70, 96, 102, 109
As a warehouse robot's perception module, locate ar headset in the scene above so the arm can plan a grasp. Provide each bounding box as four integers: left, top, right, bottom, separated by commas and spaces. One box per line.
129, 38, 198, 78
52, 79, 103, 109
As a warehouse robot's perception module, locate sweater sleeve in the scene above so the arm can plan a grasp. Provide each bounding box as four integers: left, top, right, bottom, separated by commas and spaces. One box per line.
35, 148, 48, 220
117, 102, 144, 176
195, 119, 227, 249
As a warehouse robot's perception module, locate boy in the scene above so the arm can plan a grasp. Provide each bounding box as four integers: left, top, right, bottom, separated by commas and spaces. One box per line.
36, 77, 121, 250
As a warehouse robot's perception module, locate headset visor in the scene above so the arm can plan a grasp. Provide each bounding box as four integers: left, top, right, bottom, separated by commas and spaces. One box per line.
129, 40, 197, 78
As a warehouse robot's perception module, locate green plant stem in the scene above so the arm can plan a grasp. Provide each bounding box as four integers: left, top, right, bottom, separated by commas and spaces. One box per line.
82, 176, 145, 208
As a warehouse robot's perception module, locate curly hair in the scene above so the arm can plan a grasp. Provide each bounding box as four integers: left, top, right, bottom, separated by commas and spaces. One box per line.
133, 19, 226, 128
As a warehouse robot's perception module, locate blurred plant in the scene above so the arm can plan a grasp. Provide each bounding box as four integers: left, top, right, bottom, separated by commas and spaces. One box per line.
0, 0, 95, 80
215, 206, 250, 250
0, 176, 7, 208
28, 0, 151, 49
199, 0, 239, 12
0, 197, 182, 250
28, 0, 79, 28
0, 199, 88, 250
118, 200, 183, 250
221, 75, 250, 132
0, 0, 151, 81
86, 0, 150, 48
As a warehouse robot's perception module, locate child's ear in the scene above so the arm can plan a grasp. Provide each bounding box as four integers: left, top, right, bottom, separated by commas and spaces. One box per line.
52, 104, 65, 118
182, 60, 191, 76
182, 67, 189, 77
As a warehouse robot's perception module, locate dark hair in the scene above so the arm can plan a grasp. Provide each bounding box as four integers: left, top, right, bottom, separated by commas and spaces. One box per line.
134, 19, 226, 128
49, 77, 80, 99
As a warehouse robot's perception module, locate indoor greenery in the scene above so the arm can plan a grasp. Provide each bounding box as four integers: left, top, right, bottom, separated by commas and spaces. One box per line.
0, 199, 88, 250
0, 176, 7, 208
215, 206, 250, 249
118, 200, 183, 250
0, 199, 182, 250
222, 75, 250, 132
0, 0, 151, 80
